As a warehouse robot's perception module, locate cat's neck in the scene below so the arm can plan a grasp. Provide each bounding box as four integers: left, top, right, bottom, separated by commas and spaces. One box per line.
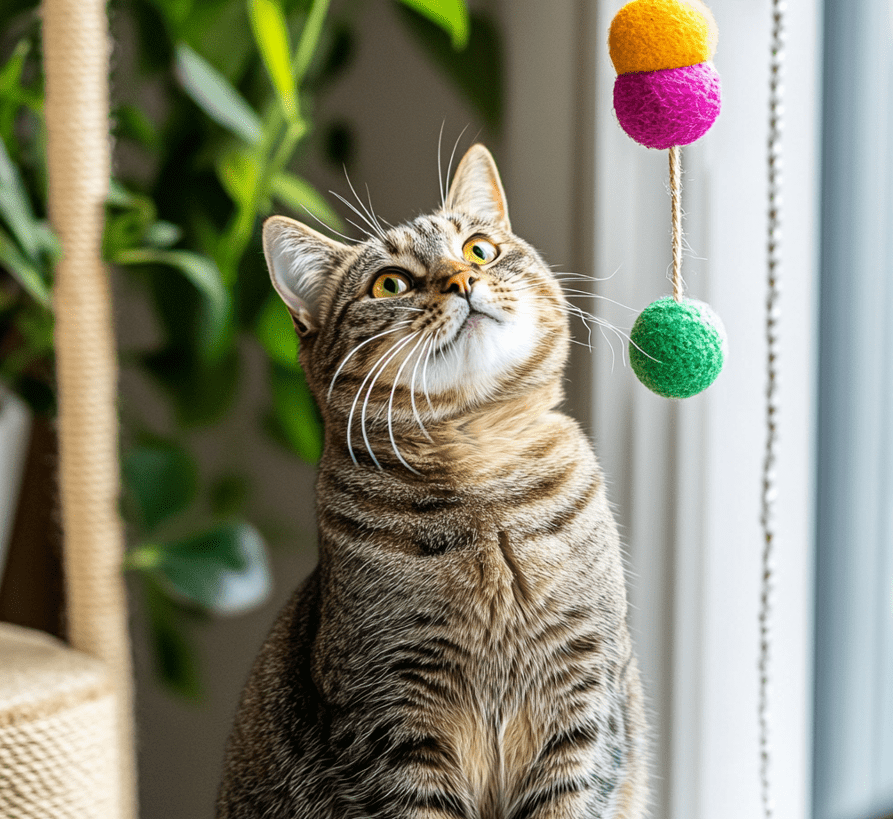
321, 380, 573, 485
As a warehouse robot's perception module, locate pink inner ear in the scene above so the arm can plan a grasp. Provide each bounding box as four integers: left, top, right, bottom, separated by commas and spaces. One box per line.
613, 62, 721, 150
445, 145, 511, 229
263, 217, 337, 329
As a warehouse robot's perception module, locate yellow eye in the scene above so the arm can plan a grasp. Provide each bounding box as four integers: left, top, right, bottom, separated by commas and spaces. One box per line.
463, 237, 499, 265
371, 270, 412, 298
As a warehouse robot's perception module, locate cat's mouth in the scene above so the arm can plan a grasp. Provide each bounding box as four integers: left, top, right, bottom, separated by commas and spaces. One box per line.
460, 309, 491, 330
439, 306, 501, 351
427, 310, 486, 359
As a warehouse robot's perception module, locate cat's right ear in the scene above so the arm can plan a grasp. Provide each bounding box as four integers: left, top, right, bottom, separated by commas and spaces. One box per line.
263, 215, 347, 336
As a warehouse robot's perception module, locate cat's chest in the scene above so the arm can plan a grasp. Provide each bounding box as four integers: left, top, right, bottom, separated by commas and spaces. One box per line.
315, 475, 630, 805
319, 478, 627, 687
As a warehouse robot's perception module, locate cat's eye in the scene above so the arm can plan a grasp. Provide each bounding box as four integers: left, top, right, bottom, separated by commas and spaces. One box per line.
371, 270, 412, 299
462, 237, 499, 265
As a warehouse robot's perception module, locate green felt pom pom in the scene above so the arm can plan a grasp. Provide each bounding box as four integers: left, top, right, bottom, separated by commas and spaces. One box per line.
629, 296, 726, 398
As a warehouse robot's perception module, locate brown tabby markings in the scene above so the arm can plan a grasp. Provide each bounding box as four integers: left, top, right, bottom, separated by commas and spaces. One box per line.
217, 145, 648, 818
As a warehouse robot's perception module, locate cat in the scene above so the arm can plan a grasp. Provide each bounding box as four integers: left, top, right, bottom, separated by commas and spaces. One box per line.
216, 144, 648, 819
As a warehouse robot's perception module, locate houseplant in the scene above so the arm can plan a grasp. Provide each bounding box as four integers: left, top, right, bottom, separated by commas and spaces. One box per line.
0, 0, 500, 697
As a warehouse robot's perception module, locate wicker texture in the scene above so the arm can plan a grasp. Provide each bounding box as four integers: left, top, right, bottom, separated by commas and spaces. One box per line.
0, 624, 119, 817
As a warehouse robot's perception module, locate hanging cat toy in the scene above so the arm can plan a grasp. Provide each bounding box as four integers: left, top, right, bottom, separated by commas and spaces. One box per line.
609, 0, 726, 399
611, 4, 785, 814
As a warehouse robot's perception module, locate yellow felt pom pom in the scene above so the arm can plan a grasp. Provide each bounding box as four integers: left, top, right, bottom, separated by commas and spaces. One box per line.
609, 0, 718, 75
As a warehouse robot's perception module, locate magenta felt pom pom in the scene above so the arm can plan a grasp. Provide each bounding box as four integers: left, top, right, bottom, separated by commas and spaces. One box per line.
613, 62, 721, 149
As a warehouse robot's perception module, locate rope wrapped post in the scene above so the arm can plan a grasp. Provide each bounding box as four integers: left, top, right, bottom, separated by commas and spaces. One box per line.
42, 0, 137, 815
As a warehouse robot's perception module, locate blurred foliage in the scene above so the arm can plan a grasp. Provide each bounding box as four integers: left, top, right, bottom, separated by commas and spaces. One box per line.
0, 0, 501, 697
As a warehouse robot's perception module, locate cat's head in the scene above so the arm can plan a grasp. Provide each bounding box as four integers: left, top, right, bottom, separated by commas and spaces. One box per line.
264, 144, 570, 462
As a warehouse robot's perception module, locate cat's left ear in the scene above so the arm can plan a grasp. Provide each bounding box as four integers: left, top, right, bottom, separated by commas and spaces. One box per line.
444, 144, 511, 231
263, 215, 347, 336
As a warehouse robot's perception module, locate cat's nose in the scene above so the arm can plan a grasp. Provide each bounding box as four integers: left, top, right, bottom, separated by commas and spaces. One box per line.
443, 268, 477, 297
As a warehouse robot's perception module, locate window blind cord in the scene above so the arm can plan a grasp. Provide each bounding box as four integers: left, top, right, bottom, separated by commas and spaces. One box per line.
760, 1, 786, 817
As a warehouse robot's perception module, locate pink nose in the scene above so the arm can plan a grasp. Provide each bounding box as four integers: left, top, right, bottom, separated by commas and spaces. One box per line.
443, 269, 476, 296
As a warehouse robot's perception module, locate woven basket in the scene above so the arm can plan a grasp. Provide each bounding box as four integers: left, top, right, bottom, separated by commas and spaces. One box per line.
0, 623, 121, 818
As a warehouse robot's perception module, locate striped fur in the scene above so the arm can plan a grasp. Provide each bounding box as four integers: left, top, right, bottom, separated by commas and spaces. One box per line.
217, 145, 648, 818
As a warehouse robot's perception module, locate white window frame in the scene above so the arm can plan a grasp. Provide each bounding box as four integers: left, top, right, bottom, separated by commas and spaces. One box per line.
498, 1, 822, 817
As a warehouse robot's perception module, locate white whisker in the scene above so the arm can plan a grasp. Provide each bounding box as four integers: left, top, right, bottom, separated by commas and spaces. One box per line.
599, 324, 616, 372
361, 332, 419, 469
300, 206, 359, 244
444, 125, 469, 204
388, 334, 427, 475
421, 334, 436, 411
330, 190, 383, 240
346, 333, 414, 467
340, 213, 377, 241
410, 337, 434, 442
343, 167, 379, 224
437, 121, 446, 208
365, 183, 386, 237
559, 288, 637, 312
342, 168, 387, 240
328, 323, 411, 400
551, 265, 623, 282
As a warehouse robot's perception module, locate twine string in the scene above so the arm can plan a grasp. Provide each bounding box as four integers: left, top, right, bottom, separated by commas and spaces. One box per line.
669, 145, 684, 302
760, 0, 786, 817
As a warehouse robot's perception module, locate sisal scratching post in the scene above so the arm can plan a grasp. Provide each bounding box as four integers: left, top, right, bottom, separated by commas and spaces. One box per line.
8, 0, 138, 814
0, 625, 118, 818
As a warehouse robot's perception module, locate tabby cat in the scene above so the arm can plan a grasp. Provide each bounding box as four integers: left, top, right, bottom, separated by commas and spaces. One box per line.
217, 144, 648, 818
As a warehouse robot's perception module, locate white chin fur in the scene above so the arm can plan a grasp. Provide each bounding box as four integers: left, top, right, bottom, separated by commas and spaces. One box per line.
404, 301, 538, 403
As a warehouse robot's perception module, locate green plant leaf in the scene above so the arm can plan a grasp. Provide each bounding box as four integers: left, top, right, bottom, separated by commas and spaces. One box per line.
293, 0, 331, 83
270, 171, 344, 232
112, 104, 159, 148
0, 135, 40, 261
269, 360, 323, 462
114, 247, 230, 360
396, 0, 469, 49
107, 178, 142, 209
0, 39, 32, 106
104, 182, 157, 258
144, 221, 183, 249
0, 226, 50, 306
0, 38, 27, 86
141, 575, 202, 700
248, 0, 298, 122
174, 43, 263, 144
171, 0, 255, 81
216, 149, 261, 211
396, 8, 502, 129
122, 441, 198, 534
256, 291, 298, 368
0, 38, 41, 145
132, 522, 272, 615
14, 303, 54, 357
150, 0, 195, 30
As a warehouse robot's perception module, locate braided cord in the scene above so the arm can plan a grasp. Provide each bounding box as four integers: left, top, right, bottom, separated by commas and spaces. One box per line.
669, 145, 684, 301
760, 1, 786, 817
